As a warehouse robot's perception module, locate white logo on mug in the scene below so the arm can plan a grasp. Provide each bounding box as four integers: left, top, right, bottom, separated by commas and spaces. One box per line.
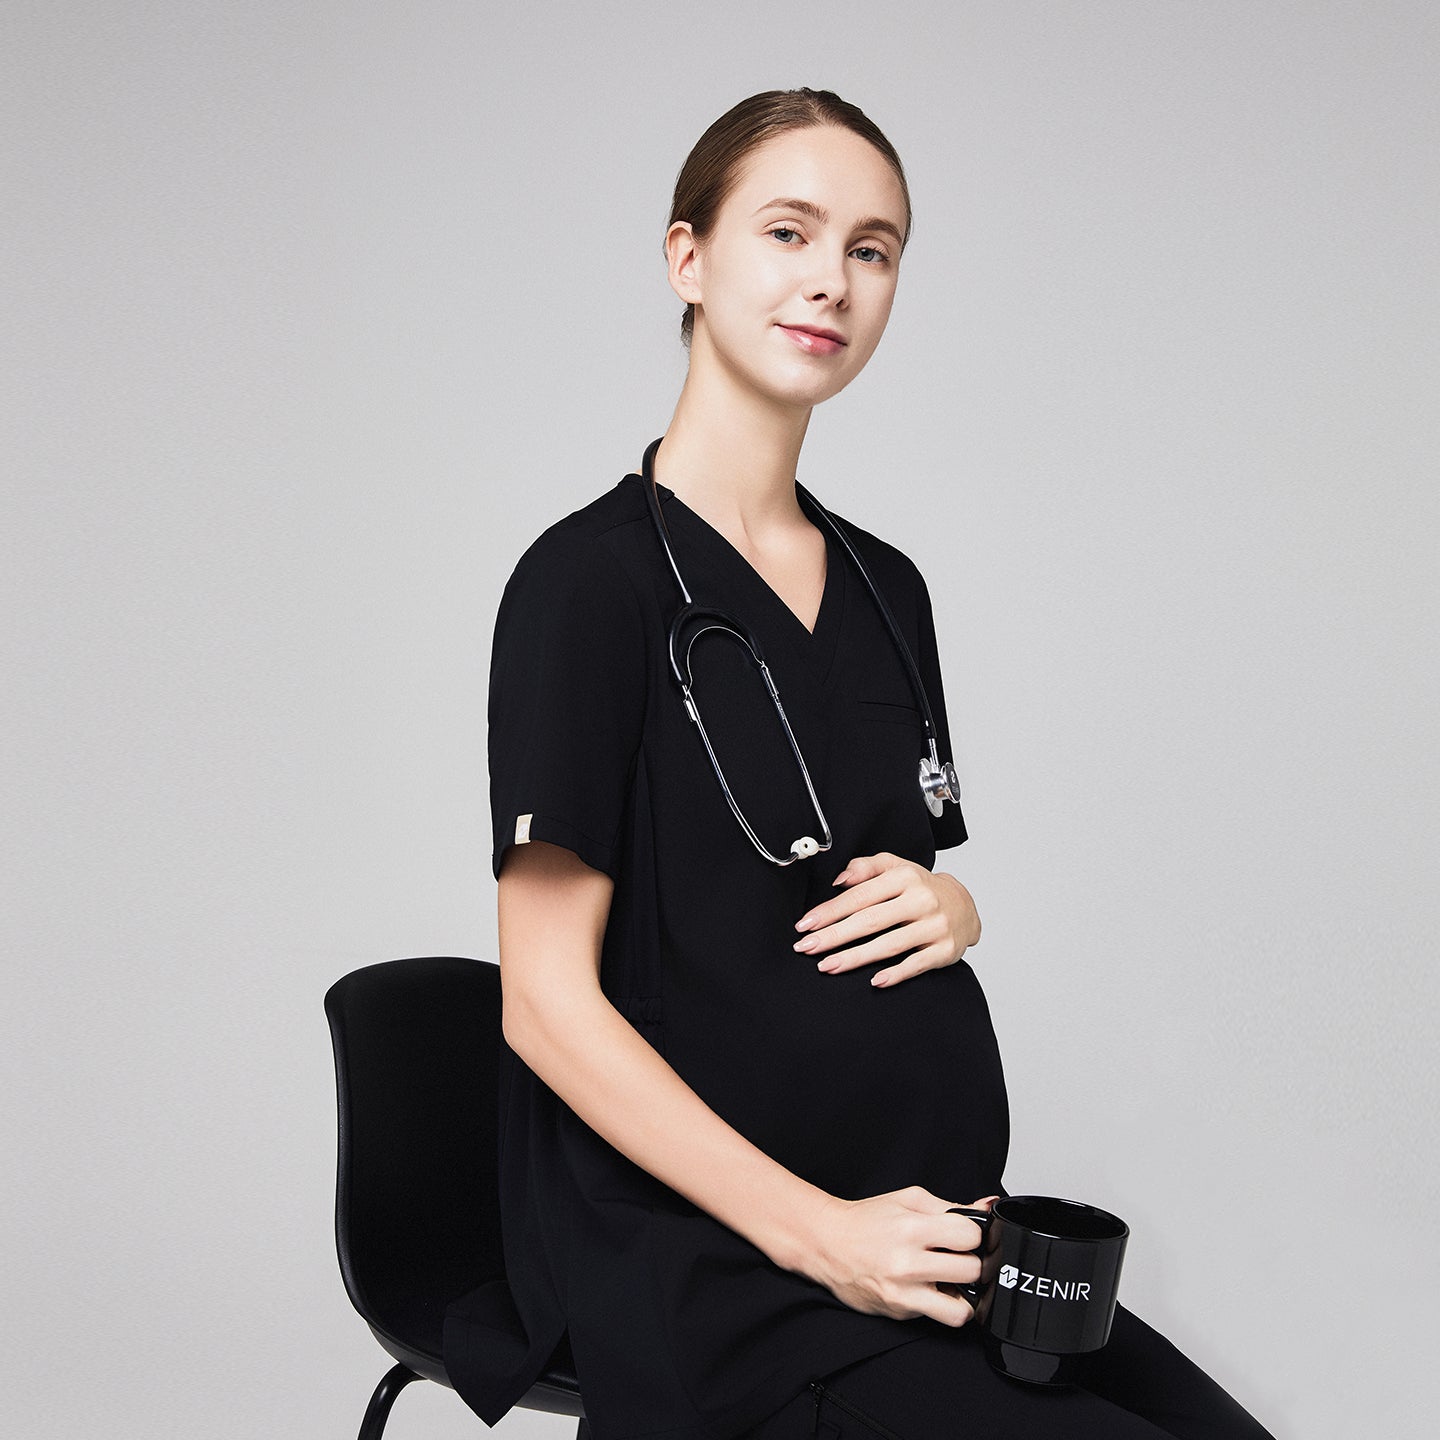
997, 1265, 1091, 1301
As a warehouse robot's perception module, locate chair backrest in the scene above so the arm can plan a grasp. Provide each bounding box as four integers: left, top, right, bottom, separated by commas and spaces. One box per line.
324, 956, 505, 1352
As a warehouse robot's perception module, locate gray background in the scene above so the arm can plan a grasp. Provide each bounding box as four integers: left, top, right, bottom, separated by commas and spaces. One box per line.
4, 2, 1436, 1436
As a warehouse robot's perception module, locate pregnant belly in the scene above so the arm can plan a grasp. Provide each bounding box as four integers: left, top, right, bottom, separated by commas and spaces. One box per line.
665, 958, 1010, 1202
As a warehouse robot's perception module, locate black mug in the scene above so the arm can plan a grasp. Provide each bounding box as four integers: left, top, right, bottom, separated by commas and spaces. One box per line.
948, 1194, 1129, 1386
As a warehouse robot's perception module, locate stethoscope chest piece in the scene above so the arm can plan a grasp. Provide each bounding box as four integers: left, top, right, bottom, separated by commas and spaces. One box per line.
920, 753, 963, 817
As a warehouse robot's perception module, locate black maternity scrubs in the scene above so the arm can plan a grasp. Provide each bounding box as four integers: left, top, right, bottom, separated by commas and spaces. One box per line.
444, 460, 1274, 1440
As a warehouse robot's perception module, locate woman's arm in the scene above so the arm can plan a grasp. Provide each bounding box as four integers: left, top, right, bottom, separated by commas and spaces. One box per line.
499, 839, 992, 1326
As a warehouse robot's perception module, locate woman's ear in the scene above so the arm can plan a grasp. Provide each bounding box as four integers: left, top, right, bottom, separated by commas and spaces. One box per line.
665, 220, 703, 307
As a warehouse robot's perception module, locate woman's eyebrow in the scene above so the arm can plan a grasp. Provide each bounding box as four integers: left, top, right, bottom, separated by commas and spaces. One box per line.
753, 197, 903, 248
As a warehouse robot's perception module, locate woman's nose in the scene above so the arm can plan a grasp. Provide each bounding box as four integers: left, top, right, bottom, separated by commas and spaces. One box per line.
805, 245, 849, 307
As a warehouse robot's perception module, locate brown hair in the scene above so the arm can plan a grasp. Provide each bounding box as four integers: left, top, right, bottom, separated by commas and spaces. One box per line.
666, 88, 912, 348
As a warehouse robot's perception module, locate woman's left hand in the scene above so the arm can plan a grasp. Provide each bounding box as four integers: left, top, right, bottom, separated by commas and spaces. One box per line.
793, 852, 981, 988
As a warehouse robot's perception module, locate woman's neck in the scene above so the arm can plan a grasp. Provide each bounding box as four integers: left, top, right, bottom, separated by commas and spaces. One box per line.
651, 362, 814, 540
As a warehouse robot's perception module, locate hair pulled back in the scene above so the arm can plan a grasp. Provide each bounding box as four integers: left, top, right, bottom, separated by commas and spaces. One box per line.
666, 88, 912, 348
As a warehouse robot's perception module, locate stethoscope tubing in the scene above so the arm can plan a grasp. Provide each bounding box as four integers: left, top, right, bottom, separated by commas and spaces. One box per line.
642, 434, 940, 747
640, 433, 960, 856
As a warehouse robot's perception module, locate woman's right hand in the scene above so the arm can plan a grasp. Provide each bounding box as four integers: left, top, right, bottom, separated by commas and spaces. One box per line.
801, 1187, 998, 1327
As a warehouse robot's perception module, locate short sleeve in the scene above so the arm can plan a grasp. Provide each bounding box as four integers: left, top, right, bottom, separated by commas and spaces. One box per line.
487, 530, 647, 881
914, 569, 970, 852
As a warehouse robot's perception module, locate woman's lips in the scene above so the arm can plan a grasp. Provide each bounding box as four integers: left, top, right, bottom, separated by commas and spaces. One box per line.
778, 325, 846, 356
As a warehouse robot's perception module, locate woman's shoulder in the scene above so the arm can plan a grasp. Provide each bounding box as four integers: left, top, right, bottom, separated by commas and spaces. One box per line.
506, 473, 654, 596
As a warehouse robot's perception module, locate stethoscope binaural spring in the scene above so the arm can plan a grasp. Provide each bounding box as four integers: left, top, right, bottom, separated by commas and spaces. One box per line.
640, 433, 962, 866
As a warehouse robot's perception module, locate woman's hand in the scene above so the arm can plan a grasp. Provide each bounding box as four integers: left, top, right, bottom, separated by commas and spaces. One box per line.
801, 1187, 998, 1326
793, 852, 981, 987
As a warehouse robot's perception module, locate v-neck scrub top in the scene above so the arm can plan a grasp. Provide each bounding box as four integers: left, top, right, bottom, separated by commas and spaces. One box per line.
444, 466, 1011, 1440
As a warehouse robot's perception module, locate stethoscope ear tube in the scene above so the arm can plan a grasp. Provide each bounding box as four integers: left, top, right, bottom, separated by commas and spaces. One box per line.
667, 603, 834, 866
667, 604, 768, 689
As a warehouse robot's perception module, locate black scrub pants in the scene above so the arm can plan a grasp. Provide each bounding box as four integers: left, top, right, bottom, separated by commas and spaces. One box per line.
746, 1306, 1274, 1439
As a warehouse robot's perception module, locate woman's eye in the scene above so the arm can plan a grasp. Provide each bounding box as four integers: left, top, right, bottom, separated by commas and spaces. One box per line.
767, 228, 889, 265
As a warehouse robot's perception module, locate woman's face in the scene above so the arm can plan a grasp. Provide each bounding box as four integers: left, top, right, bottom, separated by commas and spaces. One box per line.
673, 124, 907, 412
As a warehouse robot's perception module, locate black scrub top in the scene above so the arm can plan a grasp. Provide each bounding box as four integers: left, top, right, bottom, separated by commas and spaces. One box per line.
444, 459, 1010, 1440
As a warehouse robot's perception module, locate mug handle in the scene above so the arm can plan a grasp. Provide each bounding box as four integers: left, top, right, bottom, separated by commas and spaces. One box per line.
945, 1205, 994, 1306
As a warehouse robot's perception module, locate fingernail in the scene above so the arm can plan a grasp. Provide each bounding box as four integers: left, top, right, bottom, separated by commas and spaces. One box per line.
832, 871, 851, 886
795, 916, 813, 932
871, 973, 890, 987
817, 958, 837, 972
794, 936, 817, 953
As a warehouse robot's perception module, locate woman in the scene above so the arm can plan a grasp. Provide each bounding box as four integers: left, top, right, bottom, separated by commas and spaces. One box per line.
445, 88, 1274, 1440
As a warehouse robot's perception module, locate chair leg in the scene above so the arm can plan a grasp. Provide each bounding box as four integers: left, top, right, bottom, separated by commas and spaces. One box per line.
358, 1362, 423, 1440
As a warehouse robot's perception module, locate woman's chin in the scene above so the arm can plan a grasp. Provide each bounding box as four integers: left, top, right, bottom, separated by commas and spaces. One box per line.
749, 363, 854, 412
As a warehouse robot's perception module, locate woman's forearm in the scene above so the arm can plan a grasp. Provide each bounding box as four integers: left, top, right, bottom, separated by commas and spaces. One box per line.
505, 981, 831, 1271
497, 841, 832, 1275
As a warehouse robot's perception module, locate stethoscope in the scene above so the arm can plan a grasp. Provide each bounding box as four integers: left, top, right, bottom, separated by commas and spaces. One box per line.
640, 433, 962, 866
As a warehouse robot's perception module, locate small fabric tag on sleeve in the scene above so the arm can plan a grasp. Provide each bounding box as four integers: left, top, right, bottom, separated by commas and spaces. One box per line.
514, 813, 533, 844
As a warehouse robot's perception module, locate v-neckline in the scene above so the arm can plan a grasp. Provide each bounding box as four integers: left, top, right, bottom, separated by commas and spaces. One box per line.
649, 479, 845, 647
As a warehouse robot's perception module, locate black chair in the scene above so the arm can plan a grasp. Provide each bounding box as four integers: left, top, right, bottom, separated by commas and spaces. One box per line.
325, 955, 588, 1439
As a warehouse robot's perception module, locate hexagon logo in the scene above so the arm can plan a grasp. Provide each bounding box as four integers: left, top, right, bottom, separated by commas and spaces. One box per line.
999, 1264, 1020, 1289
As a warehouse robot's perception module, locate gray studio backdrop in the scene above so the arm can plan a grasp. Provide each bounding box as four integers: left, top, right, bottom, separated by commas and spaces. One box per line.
5, 2, 1436, 1437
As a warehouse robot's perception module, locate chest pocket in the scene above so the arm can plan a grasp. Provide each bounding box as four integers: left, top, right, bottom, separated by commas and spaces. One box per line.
857, 696, 924, 729
846, 692, 933, 854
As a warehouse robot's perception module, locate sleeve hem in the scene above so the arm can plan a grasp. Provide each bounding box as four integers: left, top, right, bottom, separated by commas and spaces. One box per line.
492, 810, 621, 883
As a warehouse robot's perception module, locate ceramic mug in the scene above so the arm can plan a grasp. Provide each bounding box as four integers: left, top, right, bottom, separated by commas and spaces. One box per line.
948, 1194, 1129, 1386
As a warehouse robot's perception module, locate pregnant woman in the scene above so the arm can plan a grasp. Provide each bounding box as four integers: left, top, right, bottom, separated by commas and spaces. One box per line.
444, 86, 1275, 1440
